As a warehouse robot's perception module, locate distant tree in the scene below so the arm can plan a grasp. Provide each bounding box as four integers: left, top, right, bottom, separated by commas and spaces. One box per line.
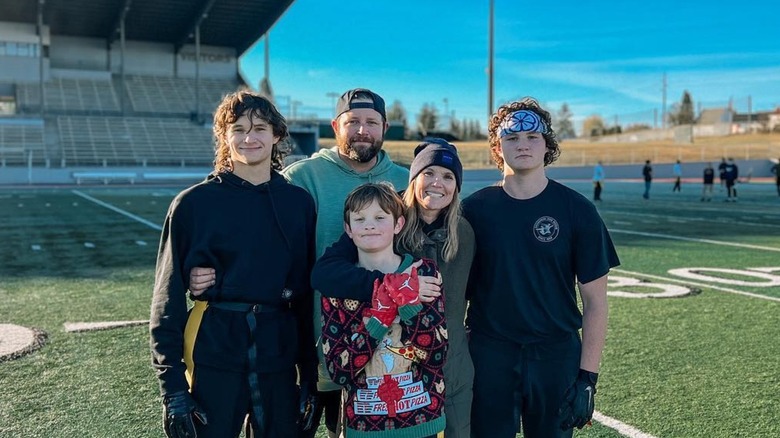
624, 123, 652, 133
386, 100, 409, 137
450, 116, 462, 139
583, 115, 606, 138
554, 103, 577, 139
387, 100, 407, 124
472, 119, 485, 140
417, 104, 438, 136
669, 91, 695, 126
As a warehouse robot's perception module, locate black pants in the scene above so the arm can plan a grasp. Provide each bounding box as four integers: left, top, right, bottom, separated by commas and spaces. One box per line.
470, 332, 581, 438
593, 182, 602, 201
191, 365, 298, 438
673, 177, 681, 192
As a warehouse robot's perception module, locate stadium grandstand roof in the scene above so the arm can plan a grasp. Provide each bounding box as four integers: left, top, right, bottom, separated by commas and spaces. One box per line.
2, 0, 293, 55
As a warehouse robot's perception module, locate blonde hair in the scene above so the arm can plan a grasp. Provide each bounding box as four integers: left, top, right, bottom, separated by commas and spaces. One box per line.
398, 178, 461, 262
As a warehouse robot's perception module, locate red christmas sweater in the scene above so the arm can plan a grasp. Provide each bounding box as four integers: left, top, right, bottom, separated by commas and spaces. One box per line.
321, 256, 447, 438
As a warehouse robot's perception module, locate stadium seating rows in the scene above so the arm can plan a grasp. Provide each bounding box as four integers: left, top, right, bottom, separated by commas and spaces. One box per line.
16, 78, 121, 114
0, 123, 46, 165
58, 116, 214, 166
1, 75, 238, 166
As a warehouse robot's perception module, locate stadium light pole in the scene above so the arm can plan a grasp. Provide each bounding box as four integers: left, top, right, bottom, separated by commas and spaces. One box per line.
326, 92, 339, 117
487, 0, 494, 121
38, 0, 45, 117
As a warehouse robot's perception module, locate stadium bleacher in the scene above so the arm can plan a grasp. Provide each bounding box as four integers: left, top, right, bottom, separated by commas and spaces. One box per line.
0, 0, 298, 184
125, 75, 239, 115
16, 78, 121, 114
58, 116, 213, 167
0, 121, 46, 165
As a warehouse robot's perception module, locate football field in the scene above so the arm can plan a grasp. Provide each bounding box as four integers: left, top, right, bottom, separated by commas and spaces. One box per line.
1, 175, 778, 437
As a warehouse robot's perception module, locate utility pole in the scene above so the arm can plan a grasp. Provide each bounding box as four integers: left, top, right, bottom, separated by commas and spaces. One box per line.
661, 72, 667, 129
291, 100, 301, 121
326, 92, 339, 118
747, 95, 752, 132
487, 0, 494, 121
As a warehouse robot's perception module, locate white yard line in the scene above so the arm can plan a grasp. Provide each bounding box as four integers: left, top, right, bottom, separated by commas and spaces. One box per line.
72, 190, 161, 231
64, 320, 149, 332
610, 229, 780, 252
605, 210, 780, 229
593, 411, 659, 438
613, 269, 780, 303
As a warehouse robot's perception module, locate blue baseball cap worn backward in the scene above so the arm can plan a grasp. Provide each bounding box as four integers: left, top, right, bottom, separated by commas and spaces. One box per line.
496, 109, 549, 138
409, 137, 463, 191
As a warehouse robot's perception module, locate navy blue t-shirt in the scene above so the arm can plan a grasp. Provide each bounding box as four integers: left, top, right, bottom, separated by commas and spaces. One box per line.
462, 180, 620, 344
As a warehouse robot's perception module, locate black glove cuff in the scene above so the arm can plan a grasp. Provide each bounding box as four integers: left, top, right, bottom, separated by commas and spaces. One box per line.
578, 369, 599, 386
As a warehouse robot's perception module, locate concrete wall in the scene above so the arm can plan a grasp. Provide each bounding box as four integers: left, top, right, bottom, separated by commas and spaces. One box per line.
50, 36, 108, 71
0, 166, 212, 185
0, 22, 50, 82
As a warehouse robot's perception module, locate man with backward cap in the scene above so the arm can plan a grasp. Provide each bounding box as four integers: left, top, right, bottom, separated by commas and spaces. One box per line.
462, 97, 620, 437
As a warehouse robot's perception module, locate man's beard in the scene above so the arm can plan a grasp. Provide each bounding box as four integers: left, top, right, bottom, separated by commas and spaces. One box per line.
337, 133, 383, 163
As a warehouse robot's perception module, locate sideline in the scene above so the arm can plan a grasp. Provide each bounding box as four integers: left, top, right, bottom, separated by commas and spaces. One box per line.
72, 190, 162, 231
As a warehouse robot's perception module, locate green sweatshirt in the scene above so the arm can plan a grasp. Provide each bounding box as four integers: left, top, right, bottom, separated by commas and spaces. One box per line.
282, 146, 409, 391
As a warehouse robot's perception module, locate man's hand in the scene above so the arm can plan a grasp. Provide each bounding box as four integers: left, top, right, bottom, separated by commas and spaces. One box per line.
298, 382, 318, 431
559, 369, 598, 430
163, 391, 208, 438
189, 267, 215, 297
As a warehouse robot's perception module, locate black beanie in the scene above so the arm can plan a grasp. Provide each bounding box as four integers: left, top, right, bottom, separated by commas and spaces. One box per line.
409, 138, 463, 190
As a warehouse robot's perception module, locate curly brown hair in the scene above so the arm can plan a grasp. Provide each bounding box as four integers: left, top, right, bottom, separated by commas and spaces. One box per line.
212, 91, 288, 173
488, 97, 560, 171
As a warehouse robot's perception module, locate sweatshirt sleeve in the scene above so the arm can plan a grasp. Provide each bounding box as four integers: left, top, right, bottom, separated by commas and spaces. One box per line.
320, 296, 380, 387
293, 199, 318, 383
149, 198, 191, 396
400, 259, 447, 370
311, 231, 383, 301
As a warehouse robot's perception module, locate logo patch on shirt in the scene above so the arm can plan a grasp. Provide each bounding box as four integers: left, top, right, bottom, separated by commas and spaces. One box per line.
533, 216, 559, 242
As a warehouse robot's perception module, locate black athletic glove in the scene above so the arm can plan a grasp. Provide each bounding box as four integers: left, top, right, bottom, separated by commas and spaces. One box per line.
298, 381, 318, 431
163, 391, 208, 438
558, 369, 598, 430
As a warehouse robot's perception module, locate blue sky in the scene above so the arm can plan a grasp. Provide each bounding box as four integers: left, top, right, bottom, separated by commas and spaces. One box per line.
239, 0, 780, 133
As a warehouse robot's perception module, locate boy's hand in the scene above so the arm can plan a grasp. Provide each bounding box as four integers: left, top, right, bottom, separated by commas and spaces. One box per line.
365, 279, 398, 339
369, 279, 397, 326
559, 369, 598, 430
189, 267, 215, 296
385, 271, 420, 307
385, 271, 423, 321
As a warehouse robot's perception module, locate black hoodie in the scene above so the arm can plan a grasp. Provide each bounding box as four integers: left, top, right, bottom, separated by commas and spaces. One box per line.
150, 171, 317, 396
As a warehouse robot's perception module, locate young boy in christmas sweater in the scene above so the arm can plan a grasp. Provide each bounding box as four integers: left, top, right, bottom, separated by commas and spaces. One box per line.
320, 182, 447, 438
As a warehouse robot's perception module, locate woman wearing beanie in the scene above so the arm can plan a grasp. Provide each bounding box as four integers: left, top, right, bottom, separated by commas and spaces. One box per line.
312, 138, 475, 438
